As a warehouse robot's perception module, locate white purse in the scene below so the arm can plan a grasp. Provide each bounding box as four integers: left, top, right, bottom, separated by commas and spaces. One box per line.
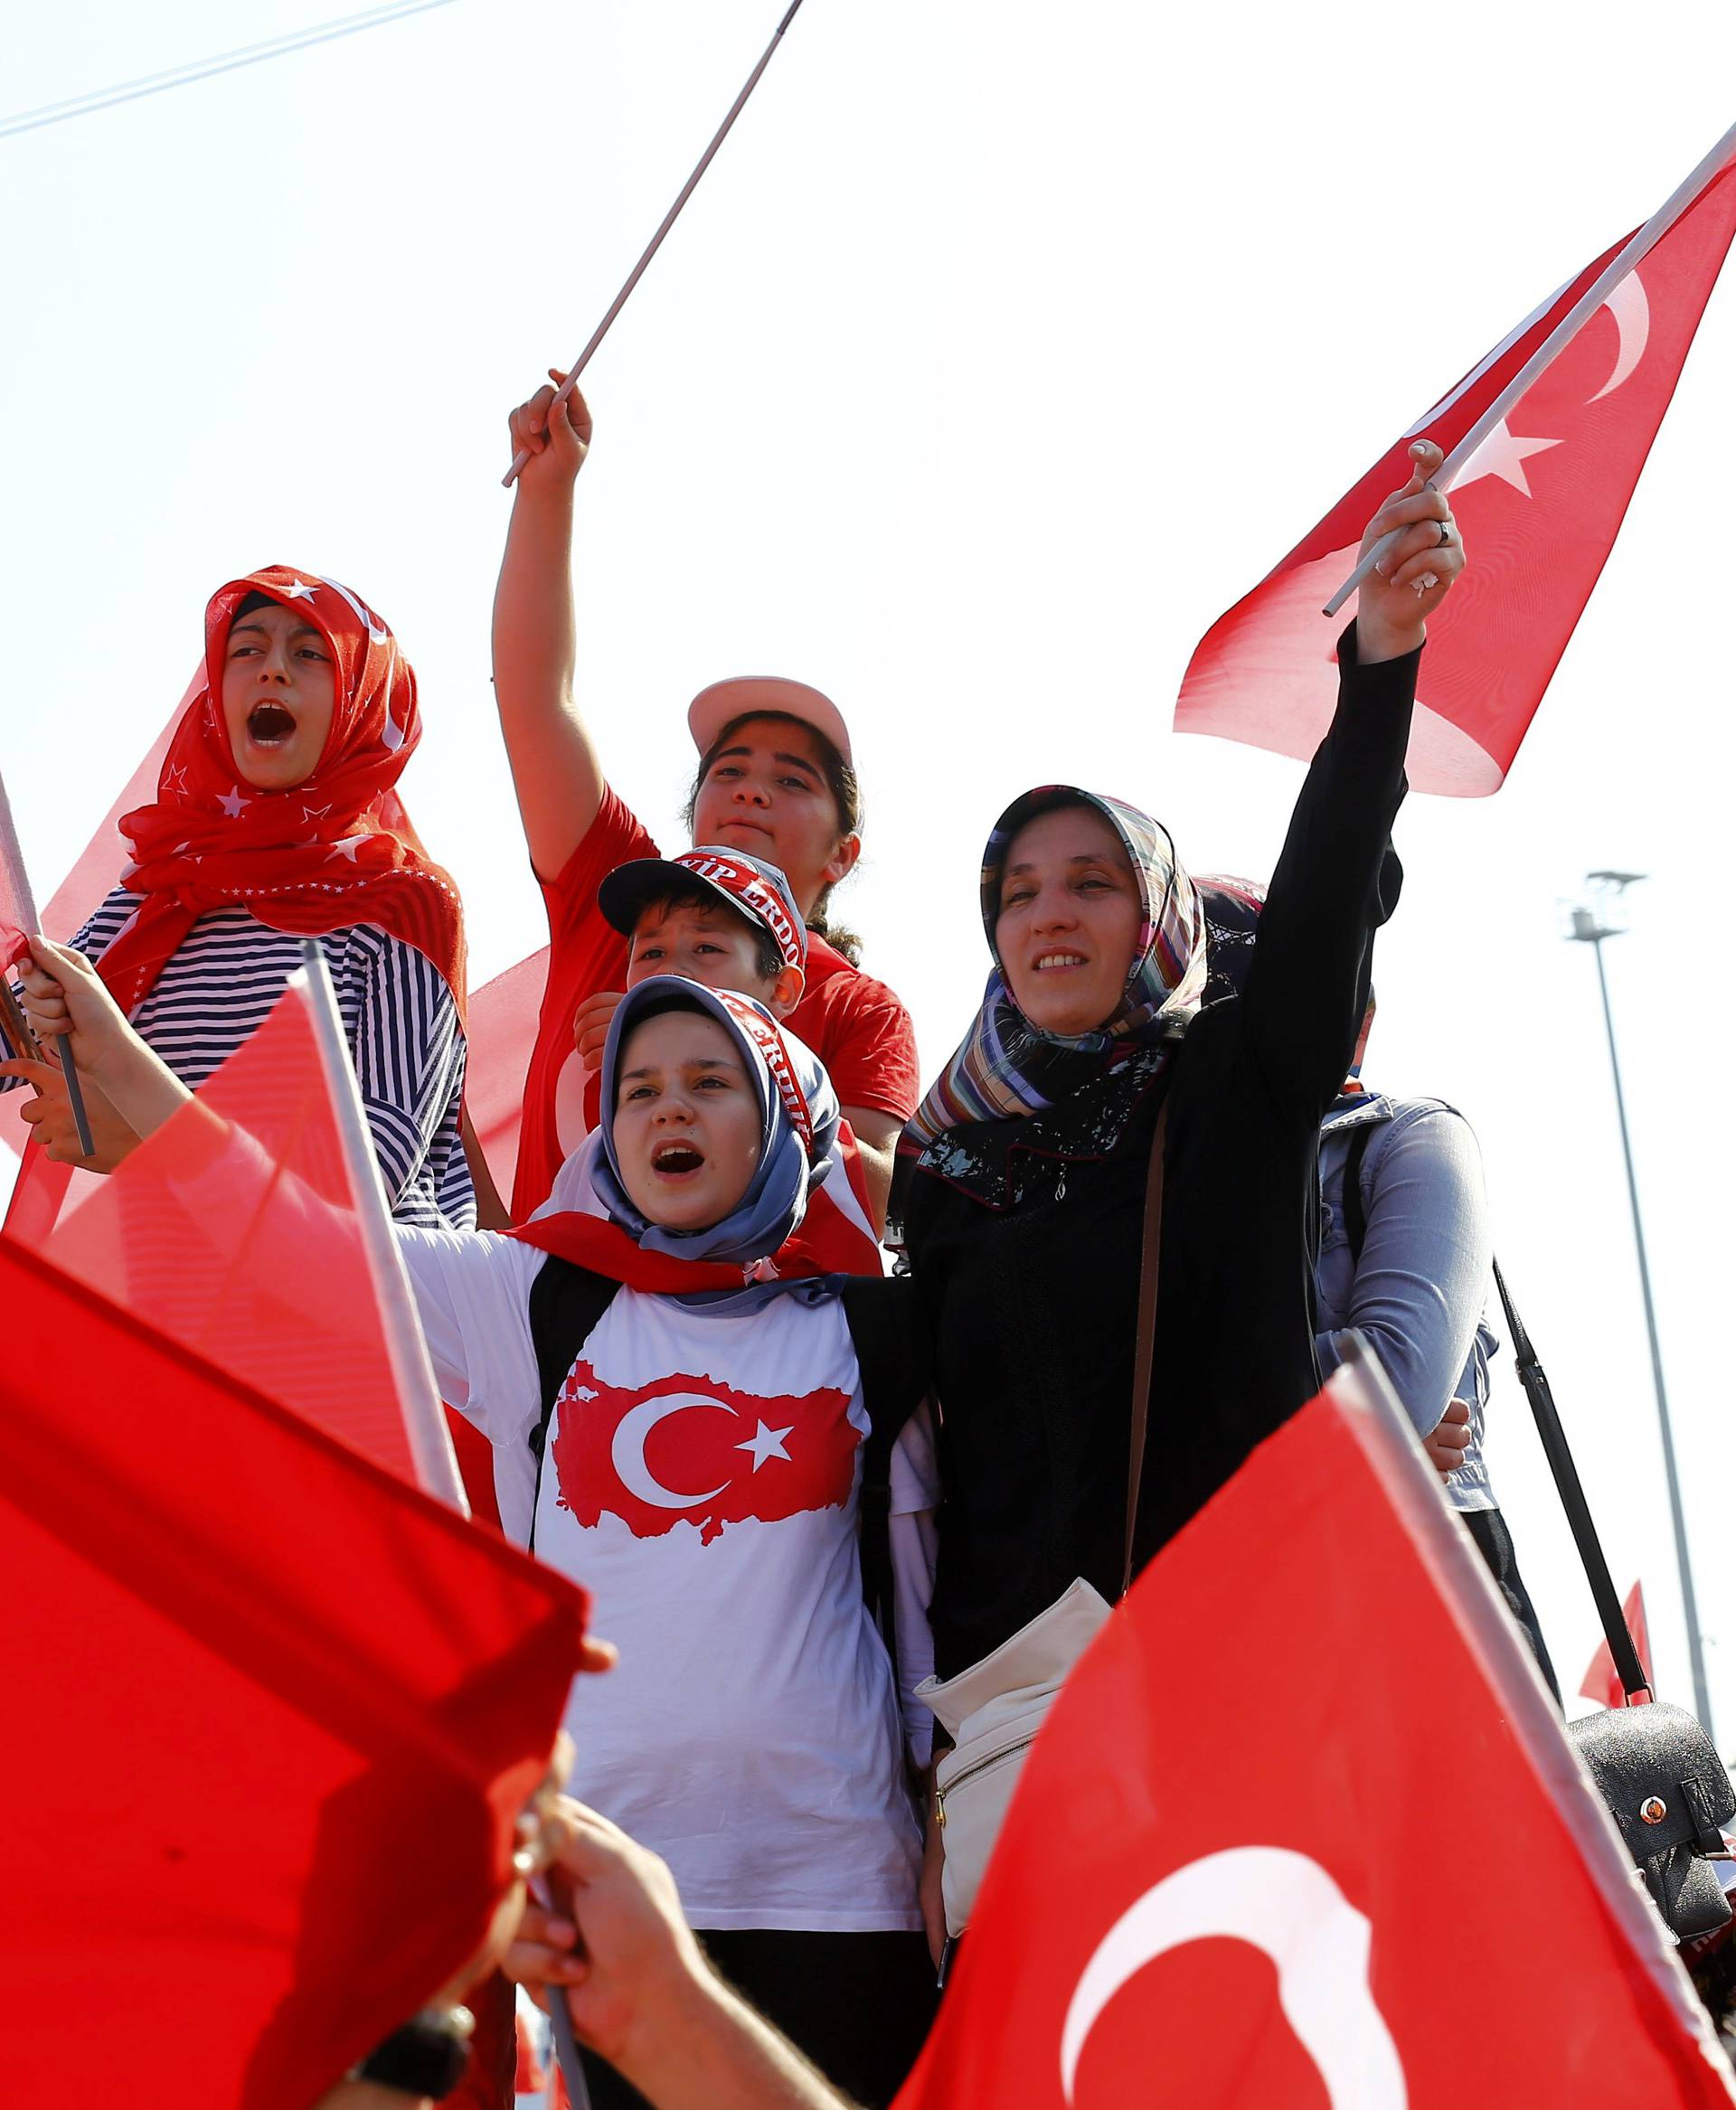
916, 1106, 1167, 1939
919, 1578, 1113, 1936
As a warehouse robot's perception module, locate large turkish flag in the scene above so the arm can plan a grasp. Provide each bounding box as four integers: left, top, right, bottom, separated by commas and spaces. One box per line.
1176, 148, 1736, 795
0, 1232, 590, 2107
898, 1354, 1736, 2107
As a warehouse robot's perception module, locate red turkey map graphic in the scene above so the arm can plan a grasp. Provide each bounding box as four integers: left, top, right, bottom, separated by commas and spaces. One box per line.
550, 1362, 861, 1543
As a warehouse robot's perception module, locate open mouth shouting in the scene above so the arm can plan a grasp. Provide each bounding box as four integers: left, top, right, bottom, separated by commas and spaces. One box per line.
651, 1139, 707, 1181
245, 701, 298, 749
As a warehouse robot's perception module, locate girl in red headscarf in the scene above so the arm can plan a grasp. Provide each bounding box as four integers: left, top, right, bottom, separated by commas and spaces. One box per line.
2, 565, 475, 1227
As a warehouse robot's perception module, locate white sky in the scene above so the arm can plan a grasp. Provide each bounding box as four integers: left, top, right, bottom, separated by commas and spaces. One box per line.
5, 0, 1736, 1737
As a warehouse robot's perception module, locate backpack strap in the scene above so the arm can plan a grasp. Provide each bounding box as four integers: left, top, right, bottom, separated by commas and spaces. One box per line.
1340, 1118, 1376, 1266
841, 1276, 934, 1700
525, 1255, 623, 1550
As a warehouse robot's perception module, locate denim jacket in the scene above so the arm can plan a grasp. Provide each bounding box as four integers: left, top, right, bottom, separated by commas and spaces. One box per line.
1314, 1091, 1496, 1513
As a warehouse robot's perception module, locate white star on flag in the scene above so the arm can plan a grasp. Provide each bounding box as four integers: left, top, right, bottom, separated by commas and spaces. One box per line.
217, 786, 249, 818
1451, 417, 1562, 498
735, 1421, 794, 1472
329, 836, 367, 862
279, 579, 316, 600
164, 764, 190, 796
300, 803, 332, 823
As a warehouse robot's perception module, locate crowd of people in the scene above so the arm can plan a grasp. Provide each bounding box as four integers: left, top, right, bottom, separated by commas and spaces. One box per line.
2, 374, 1537, 2108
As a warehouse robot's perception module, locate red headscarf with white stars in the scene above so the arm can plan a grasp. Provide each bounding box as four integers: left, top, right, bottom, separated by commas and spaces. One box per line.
98, 566, 466, 1019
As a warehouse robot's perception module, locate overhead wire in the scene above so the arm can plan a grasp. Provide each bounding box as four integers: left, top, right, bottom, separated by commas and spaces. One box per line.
0, 0, 459, 140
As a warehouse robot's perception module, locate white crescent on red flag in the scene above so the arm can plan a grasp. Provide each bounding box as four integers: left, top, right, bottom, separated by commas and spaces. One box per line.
1175, 151, 1736, 794
895, 1357, 1736, 2108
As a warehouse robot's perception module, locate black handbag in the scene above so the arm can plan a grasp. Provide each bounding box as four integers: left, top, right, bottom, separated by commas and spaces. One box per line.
1494, 1258, 1734, 1942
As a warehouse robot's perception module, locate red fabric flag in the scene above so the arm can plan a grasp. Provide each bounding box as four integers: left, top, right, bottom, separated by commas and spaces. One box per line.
5, 978, 427, 1487
1582, 1581, 1655, 1710
0, 1231, 590, 2108
898, 1361, 1736, 2108
466, 943, 551, 1205
1177, 151, 1736, 795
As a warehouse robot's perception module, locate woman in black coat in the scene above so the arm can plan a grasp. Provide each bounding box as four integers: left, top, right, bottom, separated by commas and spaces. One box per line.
897, 444, 1464, 1699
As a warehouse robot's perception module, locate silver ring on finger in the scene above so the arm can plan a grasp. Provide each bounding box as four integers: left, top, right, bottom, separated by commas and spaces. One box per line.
1436, 520, 1452, 547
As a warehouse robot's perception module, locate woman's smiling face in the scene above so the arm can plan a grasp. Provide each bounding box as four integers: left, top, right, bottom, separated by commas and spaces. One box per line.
220, 601, 337, 791
995, 804, 1144, 1036
611, 1008, 764, 1230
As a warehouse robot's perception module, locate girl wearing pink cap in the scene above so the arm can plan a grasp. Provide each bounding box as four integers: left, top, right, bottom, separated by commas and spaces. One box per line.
491, 372, 918, 1228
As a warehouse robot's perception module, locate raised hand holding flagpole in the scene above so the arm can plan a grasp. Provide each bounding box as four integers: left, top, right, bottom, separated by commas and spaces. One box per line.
0, 769, 96, 1160
501, 0, 807, 488
1326, 115, 1736, 616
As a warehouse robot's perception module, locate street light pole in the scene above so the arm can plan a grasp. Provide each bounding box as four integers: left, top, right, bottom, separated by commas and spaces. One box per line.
1568, 880, 1713, 1739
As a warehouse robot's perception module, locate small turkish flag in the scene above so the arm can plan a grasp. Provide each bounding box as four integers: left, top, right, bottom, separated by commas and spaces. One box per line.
1582, 1581, 1655, 1710
1176, 147, 1736, 794
898, 1357, 1736, 2108
551, 1361, 861, 1545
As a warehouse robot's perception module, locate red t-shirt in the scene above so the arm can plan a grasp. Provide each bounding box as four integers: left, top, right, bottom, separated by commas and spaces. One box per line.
511, 787, 920, 1220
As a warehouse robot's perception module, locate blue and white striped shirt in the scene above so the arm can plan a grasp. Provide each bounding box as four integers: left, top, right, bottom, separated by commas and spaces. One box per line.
6, 889, 475, 1231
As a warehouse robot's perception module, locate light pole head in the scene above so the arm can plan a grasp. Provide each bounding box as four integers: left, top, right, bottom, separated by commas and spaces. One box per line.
1587, 869, 1647, 893
1568, 906, 1618, 945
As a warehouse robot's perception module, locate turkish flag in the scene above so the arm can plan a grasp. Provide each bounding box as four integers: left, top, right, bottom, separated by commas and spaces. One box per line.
898, 1355, 1736, 2107
550, 1361, 861, 1545
1177, 151, 1736, 795
0, 675, 191, 1171
0, 766, 34, 970
466, 942, 551, 1205
0, 1231, 590, 2107
1582, 1581, 1655, 1710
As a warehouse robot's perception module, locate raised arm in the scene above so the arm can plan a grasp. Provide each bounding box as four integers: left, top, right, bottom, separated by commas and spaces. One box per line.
493, 371, 607, 878
1242, 441, 1463, 1112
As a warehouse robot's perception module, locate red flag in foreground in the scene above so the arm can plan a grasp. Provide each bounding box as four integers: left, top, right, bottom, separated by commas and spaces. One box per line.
1177, 149, 1736, 794
0, 1232, 590, 2109
898, 1358, 1736, 2108
5, 978, 427, 1486
1583, 1581, 1655, 1710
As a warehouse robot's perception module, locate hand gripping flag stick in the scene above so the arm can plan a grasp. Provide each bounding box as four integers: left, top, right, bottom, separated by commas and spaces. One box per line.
1324, 115, 1736, 617
501, 0, 807, 488
0, 770, 96, 1159
297, 944, 468, 1512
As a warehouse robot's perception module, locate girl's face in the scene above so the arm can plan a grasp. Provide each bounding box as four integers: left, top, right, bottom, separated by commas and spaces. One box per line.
220, 602, 337, 791
689, 717, 859, 917
995, 805, 1144, 1036
612, 1010, 764, 1231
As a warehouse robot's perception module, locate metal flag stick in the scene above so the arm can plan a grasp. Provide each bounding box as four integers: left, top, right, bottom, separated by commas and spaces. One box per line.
1323, 115, 1736, 618
501, 0, 807, 488
296, 944, 468, 1512
0, 768, 96, 1159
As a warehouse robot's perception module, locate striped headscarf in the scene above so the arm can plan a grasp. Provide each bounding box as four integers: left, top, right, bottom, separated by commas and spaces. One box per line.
904, 787, 1206, 1150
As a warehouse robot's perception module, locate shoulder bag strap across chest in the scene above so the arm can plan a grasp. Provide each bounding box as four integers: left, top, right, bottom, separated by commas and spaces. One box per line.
1121, 1101, 1168, 1599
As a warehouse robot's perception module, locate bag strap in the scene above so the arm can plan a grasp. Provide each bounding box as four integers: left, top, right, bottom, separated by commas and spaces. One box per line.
525, 1256, 623, 1553
1492, 1255, 1651, 1703
1340, 1118, 1375, 1265
1122, 1102, 1169, 1598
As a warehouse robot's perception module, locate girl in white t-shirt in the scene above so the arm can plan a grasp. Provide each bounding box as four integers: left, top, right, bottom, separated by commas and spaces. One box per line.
15, 955, 939, 2110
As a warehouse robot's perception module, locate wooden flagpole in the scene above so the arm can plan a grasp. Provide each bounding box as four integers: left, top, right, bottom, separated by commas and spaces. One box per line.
501, 0, 807, 487
1324, 117, 1736, 617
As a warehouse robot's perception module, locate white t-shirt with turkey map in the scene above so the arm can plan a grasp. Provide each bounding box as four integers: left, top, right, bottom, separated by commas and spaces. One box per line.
398, 1227, 924, 1933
